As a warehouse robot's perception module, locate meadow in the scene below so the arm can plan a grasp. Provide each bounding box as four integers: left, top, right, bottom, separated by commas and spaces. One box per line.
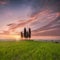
0, 40, 60, 60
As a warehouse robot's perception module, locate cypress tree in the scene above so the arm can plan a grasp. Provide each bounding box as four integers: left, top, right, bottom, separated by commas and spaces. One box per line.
26, 31, 29, 38
29, 28, 31, 39
24, 28, 27, 38
23, 28, 31, 39
21, 32, 23, 38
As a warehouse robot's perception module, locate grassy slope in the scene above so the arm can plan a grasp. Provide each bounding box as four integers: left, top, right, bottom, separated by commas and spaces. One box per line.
0, 40, 60, 60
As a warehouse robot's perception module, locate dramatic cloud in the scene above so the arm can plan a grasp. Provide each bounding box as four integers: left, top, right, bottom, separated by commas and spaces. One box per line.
0, 0, 60, 40
5, 9, 60, 36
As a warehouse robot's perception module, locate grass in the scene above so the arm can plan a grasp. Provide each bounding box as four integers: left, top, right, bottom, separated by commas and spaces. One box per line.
0, 40, 60, 60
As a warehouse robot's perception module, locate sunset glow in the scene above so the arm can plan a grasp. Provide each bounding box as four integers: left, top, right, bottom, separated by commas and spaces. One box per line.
0, 0, 60, 40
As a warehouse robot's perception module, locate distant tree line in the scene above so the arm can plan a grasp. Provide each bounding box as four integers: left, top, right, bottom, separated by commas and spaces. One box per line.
21, 28, 31, 39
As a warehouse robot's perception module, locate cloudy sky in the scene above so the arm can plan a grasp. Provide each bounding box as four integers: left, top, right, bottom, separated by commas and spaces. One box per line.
0, 0, 60, 40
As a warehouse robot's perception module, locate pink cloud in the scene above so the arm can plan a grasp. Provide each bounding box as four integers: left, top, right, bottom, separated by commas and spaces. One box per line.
1, 9, 59, 37
0, 1, 7, 5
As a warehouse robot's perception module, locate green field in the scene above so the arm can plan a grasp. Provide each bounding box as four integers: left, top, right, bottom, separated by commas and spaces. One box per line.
0, 40, 60, 60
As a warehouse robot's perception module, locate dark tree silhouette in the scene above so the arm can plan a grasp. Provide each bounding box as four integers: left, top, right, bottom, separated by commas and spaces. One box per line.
24, 28, 27, 38
21, 32, 23, 38
28, 28, 31, 39
26, 31, 29, 38
20, 27, 31, 40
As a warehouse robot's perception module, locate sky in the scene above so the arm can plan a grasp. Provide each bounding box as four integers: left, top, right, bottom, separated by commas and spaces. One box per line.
0, 0, 60, 40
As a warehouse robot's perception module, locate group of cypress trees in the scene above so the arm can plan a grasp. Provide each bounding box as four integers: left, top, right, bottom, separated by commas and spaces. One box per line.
21, 28, 31, 39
